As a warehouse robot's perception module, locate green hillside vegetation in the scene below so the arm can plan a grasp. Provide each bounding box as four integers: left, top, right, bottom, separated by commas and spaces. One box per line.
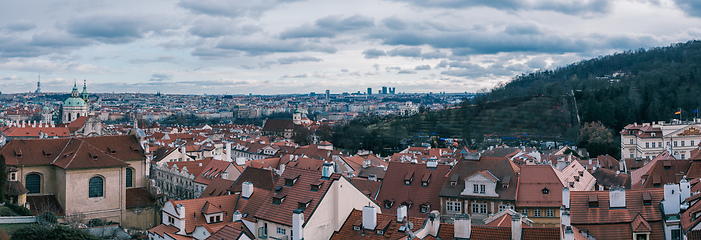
332, 40, 701, 158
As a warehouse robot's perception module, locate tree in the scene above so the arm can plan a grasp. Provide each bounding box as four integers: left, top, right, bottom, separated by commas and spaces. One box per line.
578, 121, 617, 158
10, 225, 49, 240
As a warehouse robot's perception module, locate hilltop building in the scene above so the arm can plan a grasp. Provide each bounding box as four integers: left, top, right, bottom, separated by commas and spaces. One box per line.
621, 120, 701, 160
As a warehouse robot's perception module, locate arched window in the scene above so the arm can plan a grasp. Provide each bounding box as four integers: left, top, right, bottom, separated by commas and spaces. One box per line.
126, 168, 133, 188
89, 176, 104, 198
25, 173, 41, 194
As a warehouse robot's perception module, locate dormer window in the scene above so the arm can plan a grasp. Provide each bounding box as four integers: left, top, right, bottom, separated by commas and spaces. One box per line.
451, 181, 457, 186
404, 172, 414, 185
310, 182, 322, 192
420, 204, 430, 213
664, 161, 671, 170
421, 173, 431, 187
542, 188, 549, 194
643, 192, 652, 205
297, 198, 312, 210
588, 195, 599, 208
273, 195, 285, 205
10, 173, 16, 181
384, 199, 394, 209
285, 175, 300, 186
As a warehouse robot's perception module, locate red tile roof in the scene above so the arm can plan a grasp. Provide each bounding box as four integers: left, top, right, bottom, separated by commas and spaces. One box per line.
377, 162, 451, 218
329, 209, 425, 240
254, 166, 339, 226
230, 166, 278, 193
148, 224, 179, 238
168, 194, 239, 234
206, 221, 253, 240
440, 155, 519, 201
570, 189, 665, 240
1, 135, 143, 169
349, 178, 382, 199
516, 165, 563, 208
633, 159, 691, 189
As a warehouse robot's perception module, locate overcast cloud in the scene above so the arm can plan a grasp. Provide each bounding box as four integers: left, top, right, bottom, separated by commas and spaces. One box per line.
0, 0, 700, 94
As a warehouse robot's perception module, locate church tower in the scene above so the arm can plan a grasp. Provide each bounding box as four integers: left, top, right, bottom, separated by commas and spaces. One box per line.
62, 81, 89, 123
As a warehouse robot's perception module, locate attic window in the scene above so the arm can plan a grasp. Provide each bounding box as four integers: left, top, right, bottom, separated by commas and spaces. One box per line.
272, 195, 286, 205
569, 182, 575, 187
574, 176, 580, 182
285, 175, 300, 186
107, 147, 116, 154
89, 153, 98, 160
542, 188, 550, 194
502, 176, 511, 188
421, 173, 431, 187
43, 149, 52, 157
353, 219, 362, 231
588, 195, 599, 208
664, 161, 671, 170
578, 171, 583, 176
451, 181, 457, 186
297, 198, 312, 210
310, 182, 322, 192
402, 200, 413, 209
384, 199, 394, 209
643, 192, 652, 205
420, 204, 430, 213
275, 186, 283, 192
404, 172, 414, 185
14, 149, 22, 158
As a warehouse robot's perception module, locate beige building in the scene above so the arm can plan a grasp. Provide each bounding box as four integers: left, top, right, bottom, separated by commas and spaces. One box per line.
621, 120, 701, 161
0, 135, 156, 229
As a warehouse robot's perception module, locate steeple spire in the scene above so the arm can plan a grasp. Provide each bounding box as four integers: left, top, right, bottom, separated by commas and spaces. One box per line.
81, 79, 89, 102
71, 80, 79, 97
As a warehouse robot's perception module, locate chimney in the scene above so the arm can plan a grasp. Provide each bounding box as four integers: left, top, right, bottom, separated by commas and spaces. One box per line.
242, 182, 253, 198
226, 142, 232, 162
681, 178, 691, 201
511, 213, 522, 240
562, 187, 570, 209
397, 205, 407, 222
322, 162, 334, 178
236, 157, 245, 166
560, 207, 570, 226
363, 205, 377, 230
176, 204, 185, 218
232, 210, 242, 221
181, 145, 187, 161
564, 226, 574, 240
453, 214, 471, 239
292, 209, 304, 240
427, 159, 438, 168
609, 187, 626, 208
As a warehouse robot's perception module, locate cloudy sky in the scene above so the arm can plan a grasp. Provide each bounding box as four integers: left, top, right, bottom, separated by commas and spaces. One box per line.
1, 0, 700, 95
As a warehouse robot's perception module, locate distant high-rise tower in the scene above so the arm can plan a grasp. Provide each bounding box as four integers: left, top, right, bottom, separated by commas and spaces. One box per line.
390, 87, 396, 94
382, 86, 388, 94
325, 89, 330, 100
35, 75, 41, 94
367, 87, 372, 95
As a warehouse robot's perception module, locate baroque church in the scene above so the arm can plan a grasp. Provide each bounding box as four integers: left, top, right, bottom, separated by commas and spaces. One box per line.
62, 80, 90, 123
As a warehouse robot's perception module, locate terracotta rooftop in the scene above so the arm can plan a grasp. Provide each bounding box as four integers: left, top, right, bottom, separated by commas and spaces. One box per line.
230, 166, 278, 193
633, 159, 691, 189
349, 177, 382, 199
168, 194, 239, 234
569, 189, 665, 240
377, 162, 451, 218
254, 166, 340, 227
205, 221, 253, 240
516, 165, 563, 208
591, 168, 631, 189
1, 135, 143, 169
440, 155, 519, 201
329, 208, 425, 240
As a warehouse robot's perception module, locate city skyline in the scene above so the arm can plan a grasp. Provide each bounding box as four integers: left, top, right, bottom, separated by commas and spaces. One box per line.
1, 0, 701, 94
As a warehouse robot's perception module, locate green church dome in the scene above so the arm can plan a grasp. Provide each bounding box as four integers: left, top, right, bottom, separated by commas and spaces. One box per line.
64, 97, 87, 107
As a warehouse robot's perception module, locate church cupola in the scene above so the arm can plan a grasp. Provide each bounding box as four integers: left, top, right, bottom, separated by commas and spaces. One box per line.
71, 82, 80, 98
